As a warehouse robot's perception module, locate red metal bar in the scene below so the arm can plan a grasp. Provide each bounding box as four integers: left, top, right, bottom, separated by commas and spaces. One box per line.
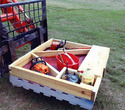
0, 13, 14, 22
0, 0, 35, 33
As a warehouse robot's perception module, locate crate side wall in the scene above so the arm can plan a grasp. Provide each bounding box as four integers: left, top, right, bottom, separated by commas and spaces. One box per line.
10, 66, 93, 100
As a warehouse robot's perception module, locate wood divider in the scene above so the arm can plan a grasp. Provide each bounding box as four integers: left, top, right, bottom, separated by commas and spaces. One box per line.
56, 67, 66, 78
34, 49, 90, 57
31, 53, 59, 77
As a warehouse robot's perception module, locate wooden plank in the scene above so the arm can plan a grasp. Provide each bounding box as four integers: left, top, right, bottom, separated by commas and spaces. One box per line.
10, 38, 90, 67
80, 77, 102, 101
9, 39, 53, 67
10, 52, 59, 76
92, 77, 102, 101
46, 63, 59, 77
56, 68, 78, 79
9, 53, 32, 68
9, 39, 89, 67
78, 45, 110, 78
10, 53, 37, 68
9, 53, 38, 68
31, 53, 39, 58
53, 39, 91, 48
33, 38, 53, 52
10, 66, 94, 100
34, 49, 90, 57
56, 67, 66, 78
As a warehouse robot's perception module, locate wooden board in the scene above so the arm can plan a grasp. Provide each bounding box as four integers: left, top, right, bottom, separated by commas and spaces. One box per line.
31, 53, 59, 76
34, 49, 90, 57
78, 45, 110, 78
53, 39, 91, 48
10, 75, 94, 110
92, 77, 102, 101
9, 39, 53, 67
10, 65, 94, 100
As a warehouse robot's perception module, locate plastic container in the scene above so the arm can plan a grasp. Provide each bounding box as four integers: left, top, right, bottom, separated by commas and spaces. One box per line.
82, 68, 95, 85
56, 53, 79, 70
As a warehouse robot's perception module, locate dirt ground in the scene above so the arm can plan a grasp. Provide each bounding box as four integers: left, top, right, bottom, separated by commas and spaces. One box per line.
93, 77, 125, 110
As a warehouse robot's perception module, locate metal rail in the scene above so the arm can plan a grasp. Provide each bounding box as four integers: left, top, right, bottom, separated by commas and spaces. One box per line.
0, 0, 48, 76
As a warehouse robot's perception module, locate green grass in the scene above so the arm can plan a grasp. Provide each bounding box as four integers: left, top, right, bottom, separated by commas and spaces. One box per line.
0, 0, 125, 110
47, 5, 125, 85
94, 92, 117, 110
120, 80, 125, 87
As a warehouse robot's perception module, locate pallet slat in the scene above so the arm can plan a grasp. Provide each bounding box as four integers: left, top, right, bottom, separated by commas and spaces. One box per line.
10, 75, 94, 110
34, 49, 90, 57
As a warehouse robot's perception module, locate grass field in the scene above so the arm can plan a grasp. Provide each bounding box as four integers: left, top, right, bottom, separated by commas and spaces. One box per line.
0, 0, 125, 110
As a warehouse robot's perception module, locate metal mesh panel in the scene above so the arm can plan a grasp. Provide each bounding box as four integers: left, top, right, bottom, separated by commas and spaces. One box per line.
0, 0, 48, 76
0, 0, 47, 40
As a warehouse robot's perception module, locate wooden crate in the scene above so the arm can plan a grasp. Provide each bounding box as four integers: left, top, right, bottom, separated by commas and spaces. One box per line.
9, 38, 110, 109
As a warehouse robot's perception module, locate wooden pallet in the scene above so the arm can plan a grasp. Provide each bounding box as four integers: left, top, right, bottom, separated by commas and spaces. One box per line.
10, 75, 94, 110
9, 38, 110, 109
